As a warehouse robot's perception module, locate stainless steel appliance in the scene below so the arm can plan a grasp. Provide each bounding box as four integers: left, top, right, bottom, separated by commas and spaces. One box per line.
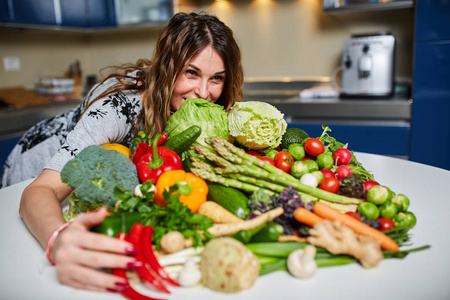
341, 32, 396, 97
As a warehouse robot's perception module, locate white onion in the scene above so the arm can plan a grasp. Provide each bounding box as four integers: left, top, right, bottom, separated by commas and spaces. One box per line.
300, 173, 318, 187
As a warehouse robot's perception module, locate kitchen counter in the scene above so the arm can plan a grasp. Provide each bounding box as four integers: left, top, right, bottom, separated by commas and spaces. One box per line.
0, 100, 81, 139
0, 153, 449, 299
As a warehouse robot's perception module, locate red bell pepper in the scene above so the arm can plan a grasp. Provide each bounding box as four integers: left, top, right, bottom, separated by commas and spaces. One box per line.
112, 233, 166, 300
132, 129, 169, 166
128, 223, 171, 294
136, 134, 182, 184
141, 225, 180, 287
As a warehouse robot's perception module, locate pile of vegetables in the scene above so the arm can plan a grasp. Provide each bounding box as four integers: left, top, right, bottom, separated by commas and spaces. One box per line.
59, 98, 429, 299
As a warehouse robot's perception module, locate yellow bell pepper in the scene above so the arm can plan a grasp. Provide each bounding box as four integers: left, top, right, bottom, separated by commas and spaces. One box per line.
154, 170, 208, 213
101, 143, 131, 158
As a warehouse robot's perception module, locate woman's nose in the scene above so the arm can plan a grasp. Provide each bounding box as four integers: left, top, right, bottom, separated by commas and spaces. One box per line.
194, 81, 209, 100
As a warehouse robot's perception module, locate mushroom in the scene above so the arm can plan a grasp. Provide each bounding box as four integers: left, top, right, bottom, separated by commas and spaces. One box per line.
177, 258, 202, 287
286, 245, 317, 279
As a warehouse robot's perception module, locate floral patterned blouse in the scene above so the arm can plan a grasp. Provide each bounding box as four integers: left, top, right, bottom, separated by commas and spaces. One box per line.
1, 76, 143, 187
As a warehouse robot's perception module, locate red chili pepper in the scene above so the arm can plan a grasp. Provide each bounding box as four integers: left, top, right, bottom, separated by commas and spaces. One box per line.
132, 131, 169, 166
136, 134, 182, 184
128, 223, 170, 294
141, 225, 180, 287
112, 233, 166, 300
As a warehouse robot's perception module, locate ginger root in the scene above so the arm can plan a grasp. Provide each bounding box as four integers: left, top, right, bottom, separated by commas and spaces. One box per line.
307, 220, 383, 268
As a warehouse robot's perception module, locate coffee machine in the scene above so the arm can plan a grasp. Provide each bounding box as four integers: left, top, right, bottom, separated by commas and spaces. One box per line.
341, 32, 396, 98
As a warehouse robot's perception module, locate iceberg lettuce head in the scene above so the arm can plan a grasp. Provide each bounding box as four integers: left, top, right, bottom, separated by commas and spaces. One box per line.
228, 101, 287, 150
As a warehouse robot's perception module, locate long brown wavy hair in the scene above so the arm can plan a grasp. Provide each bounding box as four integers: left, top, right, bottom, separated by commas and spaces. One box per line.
85, 12, 244, 139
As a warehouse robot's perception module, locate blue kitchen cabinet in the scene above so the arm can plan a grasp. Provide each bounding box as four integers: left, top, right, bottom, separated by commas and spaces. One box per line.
9, 0, 57, 25
86, 0, 116, 28
0, 0, 11, 22
415, 0, 450, 41
59, 0, 116, 28
287, 123, 410, 157
410, 0, 450, 170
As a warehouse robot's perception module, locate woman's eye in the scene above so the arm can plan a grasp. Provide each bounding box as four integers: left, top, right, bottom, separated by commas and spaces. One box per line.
212, 75, 224, 82
186, 69, 197, 76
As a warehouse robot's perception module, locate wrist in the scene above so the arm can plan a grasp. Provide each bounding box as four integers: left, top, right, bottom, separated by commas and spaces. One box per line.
45, 220, 74, 265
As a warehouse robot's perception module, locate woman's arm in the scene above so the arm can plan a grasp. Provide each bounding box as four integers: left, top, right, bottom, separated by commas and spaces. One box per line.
19, 169, 72, 247
19, 169, 140, 292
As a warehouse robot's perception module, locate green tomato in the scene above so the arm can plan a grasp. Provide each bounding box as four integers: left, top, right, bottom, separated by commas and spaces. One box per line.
287, 143, 305, 161
303, 159, 319, 172
265, 149, 279, 160
391, 194, 410, 212
366, 185, 389, 206
379, 200, 398, 219
311, 170, 324, 184
358, 202, 380, 220
316, 153, 334, 170
290, 161, 310, 179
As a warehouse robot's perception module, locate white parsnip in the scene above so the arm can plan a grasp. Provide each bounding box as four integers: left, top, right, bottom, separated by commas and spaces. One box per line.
207, 207, 284, 237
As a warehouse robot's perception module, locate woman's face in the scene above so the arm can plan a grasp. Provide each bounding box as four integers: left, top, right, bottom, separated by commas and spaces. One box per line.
171, 46, 226, 110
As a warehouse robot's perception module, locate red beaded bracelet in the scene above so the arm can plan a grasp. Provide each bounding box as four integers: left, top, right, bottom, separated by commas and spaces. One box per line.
45, 220, 74, 265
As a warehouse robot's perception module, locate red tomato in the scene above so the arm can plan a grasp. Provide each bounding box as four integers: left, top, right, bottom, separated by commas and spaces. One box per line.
304, 138, 325, 157
363, 180, 379, 192
276, 160, 293, 173
319, 177, 340, 193
333, 148, 352, 165
335, 165, 353, 179
274, 151, 294, 164
302, 157, 315, 162
345, 211, 361, 222
257, 155, 275, 166
274, 151, 294, 173
378, 217, 395, 231
320, 169, 335, 179
247, 150, 259, 157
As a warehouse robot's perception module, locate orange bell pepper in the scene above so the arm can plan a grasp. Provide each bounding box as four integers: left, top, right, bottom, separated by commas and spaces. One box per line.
154, 170, 208, 213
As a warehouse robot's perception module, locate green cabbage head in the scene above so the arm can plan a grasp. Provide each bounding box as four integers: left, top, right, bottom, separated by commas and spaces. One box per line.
165, 98, 231, 150
228, 101, 287, 150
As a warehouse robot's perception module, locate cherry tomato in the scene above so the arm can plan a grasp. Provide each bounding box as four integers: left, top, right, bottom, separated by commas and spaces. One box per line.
364, 180, 379, 192
274, 151, 294, 173
276, 160, 293, 173
302, 157, 315, 162
333, 148, 352, 165
335, 164, 353, 179
319, 177, 340, 193
257, 155, 275, 166
274, 151, 294, 164
378, 217, 395, 231
345, 211, 361, 222
247, 150, 259, 157
320, 169, 335, 179
304, 138, 325, 157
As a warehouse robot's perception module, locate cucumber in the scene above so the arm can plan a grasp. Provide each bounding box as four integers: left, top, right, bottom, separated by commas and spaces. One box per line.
207, 183, 250, 218
162, 125, 202, 154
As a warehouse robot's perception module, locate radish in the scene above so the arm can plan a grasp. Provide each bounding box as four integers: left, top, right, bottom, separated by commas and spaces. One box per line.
333, 148, 352, 165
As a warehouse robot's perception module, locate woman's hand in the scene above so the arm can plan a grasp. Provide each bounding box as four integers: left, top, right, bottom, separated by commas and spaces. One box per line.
50, 207, 141, 293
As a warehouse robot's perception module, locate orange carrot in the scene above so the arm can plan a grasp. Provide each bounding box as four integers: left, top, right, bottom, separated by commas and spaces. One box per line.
313, 201, 399, 251
293, 207, 324, 227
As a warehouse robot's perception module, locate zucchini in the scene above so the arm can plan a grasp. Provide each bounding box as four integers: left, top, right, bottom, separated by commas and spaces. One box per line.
207, 183, 250, 218
162, 125, 202, 154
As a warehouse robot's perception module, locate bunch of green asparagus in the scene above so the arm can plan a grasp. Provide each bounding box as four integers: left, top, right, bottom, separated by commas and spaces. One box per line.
190, 137, 362, 208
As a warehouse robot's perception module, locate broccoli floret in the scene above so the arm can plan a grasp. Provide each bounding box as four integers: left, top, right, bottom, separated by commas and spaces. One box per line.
61, 145, 139, 211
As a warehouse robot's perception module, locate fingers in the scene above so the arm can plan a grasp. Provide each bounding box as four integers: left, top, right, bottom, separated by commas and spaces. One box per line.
59, 226, 135, 255
75, 206, 109, 228
57, 263, 130, 293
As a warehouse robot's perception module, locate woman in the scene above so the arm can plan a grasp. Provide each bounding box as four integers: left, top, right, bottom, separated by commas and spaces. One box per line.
13, 12, 244, 293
